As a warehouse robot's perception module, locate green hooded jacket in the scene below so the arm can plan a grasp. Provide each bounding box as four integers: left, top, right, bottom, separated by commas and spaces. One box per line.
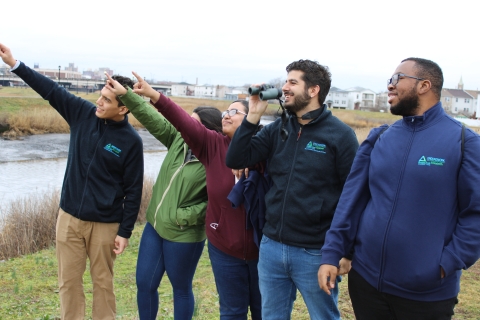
120, 89, 207, 242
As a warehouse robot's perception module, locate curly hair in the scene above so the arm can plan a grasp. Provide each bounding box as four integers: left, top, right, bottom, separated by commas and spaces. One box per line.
401, 57, 443, 100
285, 59, 331, 105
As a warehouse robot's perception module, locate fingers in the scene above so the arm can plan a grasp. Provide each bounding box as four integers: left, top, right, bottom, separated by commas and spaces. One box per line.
244, 168, 249, 179
132, 71, 143, 83
318, 265, 337, 295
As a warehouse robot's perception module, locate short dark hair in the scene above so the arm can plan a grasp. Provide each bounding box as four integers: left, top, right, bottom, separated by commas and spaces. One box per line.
285, 59, 331, 105
401, 57, 443, 99
193, 106, 223, 132
112, 75, 135, 113
232, 100, 249, 114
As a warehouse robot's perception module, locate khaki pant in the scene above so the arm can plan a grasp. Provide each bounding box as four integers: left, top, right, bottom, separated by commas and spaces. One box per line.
56, 208, 119, 320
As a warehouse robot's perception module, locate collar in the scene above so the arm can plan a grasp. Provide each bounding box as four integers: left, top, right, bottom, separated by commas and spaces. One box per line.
402, 102, 443, 127
294, 104, 325, 120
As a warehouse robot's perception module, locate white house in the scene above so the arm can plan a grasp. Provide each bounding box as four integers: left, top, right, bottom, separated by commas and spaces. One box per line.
171, 82, 195, 96
325, 87, 349, 109
344, 87, 377, 110
195, 84, 216, 98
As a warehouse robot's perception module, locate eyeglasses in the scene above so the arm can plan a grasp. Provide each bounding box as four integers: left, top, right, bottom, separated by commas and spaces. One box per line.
387, 73, 424, 86
221, 109, 247, 119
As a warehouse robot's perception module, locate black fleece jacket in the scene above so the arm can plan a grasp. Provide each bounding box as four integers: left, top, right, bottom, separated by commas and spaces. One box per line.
12, 62, 143, 238
226, 106, 358, 248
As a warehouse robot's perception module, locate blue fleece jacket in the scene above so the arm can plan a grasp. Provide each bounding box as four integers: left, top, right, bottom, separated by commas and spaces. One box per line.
12, 62, 144, 238
322, 102, 480, 301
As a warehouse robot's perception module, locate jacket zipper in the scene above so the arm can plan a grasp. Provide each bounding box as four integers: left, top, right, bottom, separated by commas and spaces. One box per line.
77, 123, 107, 219
278, 124, 303, 242
153, 145, 198, 229
377, 121, 416, 291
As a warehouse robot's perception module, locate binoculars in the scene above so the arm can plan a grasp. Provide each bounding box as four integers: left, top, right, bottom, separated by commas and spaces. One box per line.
248, 85, 282, 101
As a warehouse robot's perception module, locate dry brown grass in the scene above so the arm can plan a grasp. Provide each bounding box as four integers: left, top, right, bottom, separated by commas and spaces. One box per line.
0, 176, 154, 260
2, 106, 70, 138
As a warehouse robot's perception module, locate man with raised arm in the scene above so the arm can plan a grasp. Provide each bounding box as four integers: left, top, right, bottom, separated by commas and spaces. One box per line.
0, 43, 144, 320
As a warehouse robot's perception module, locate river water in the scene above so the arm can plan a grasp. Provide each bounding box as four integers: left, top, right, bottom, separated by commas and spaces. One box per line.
0, 129, 167, 216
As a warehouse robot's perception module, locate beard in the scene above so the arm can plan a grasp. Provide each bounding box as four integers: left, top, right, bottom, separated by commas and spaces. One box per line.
284, 89, 312, 114
390, 87, 419, 116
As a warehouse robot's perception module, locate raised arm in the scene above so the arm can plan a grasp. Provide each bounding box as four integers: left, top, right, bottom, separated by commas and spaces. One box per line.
0, 43, 94, 124
126, 72, 219, 162
105, 74, 178, 148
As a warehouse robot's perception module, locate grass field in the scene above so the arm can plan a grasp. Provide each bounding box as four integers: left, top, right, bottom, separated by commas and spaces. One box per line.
1, 222, 480, 319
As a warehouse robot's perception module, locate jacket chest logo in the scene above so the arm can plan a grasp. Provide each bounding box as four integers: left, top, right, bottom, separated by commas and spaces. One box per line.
104, 143, 122, 157
305, 141, 326, 153
418, 156, 445, 166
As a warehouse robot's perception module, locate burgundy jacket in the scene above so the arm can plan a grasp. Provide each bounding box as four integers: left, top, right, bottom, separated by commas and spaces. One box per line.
153, 95, 258, 260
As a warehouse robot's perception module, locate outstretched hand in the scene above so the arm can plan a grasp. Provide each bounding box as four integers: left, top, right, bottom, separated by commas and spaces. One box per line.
131, 71, 161, 103
104, 73, 128, 96
0, 43, 17, 68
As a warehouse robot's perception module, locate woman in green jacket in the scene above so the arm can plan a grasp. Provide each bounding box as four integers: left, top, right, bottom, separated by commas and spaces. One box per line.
105, 75, 222, 320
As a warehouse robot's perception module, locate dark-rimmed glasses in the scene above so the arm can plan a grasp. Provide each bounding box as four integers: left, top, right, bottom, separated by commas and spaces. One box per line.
221, 109, 247, 119
387, 73, 424, 86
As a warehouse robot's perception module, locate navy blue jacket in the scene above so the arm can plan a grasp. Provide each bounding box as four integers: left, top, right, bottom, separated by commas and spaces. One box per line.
228, 170, 272, 247
322, 103, 480, 301
12, 62, 144, 238
226, 106, 359, 248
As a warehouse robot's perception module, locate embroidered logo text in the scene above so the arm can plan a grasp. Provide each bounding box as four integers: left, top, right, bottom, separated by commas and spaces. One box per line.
104, 144, 122, 157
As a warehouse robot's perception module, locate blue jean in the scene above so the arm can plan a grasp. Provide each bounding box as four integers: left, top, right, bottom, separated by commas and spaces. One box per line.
208, 242, 262, 319
136, 222, 205, 320
258, 235, 340, 320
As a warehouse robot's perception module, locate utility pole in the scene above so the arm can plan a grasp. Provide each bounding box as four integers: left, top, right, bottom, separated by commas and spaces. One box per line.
58, 66, 61, 85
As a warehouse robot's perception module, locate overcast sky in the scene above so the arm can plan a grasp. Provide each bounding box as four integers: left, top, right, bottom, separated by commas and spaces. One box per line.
2, 0, 479, 93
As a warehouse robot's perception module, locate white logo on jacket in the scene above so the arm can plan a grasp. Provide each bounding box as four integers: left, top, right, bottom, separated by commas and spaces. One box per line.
210, 223, 219, 230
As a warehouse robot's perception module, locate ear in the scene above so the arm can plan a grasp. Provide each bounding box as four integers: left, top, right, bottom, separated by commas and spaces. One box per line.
309, 85, 320, 98
118, 106, 129, 115
418, 79, 432, 95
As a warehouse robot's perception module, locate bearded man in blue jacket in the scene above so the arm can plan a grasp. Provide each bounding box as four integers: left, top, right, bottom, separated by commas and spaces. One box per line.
319, 58, 480, 320
226, 60, 359, 319
0, 43, 144, 320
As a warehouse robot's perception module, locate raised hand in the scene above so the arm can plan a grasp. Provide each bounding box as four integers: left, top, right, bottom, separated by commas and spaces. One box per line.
0, 43, 17, 68
104, 72, 128, 96
246, 84, 269, 124
131, 71, 161, 103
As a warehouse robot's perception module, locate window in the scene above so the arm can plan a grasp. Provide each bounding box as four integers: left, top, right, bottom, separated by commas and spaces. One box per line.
334, 100, 339, 104
465, 99, 470, 103
445, 97, 450, 102
464, 108, 469, 112
456, 98, 458, 102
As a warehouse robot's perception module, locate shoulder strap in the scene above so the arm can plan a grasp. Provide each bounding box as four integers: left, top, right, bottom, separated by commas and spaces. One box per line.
374, 125, 389, 145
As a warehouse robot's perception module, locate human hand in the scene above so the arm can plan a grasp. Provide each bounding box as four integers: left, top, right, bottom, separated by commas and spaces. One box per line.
318, 264, 338, 295
440, 267, 445, 279
232, 168, 249, 180
0, 43, 17, 68
113, 235, 129, 255
104, 72, 128, 96
131, 71, 161, 103
246, 84, 269, 124
338, 258, 352, 275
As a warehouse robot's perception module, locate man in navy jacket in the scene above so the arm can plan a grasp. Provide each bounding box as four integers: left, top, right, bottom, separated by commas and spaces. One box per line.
319, 58, 480, 319
0, 43, 143, 320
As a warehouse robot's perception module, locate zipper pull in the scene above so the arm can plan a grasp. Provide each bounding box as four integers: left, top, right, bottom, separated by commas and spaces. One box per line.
297, 126, 303, 141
